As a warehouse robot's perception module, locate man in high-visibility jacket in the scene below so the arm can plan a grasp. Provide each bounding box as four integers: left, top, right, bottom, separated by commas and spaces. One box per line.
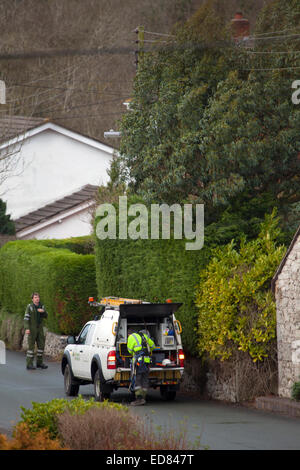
24, 292, 48, 370
127, 328, 155, 406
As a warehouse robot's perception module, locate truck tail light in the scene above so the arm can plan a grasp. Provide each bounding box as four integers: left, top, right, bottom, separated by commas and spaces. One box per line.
178, 349, 185, 367
107, 350, 116, 370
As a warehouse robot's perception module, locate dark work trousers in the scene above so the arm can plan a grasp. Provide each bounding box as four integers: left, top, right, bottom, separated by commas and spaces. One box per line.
26, 325, 45, 367
134, 363, 150, 399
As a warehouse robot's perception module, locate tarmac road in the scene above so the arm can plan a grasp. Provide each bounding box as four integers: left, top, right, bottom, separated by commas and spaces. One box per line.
0, 349, 300, 450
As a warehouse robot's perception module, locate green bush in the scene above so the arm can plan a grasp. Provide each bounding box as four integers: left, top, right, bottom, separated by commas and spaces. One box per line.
37, 236, 95, 255
19, 396, 127, 439
18, 397, 197, 450
0, 240, 97, 334
195, 211, 286, 362
291, 381, 300, 401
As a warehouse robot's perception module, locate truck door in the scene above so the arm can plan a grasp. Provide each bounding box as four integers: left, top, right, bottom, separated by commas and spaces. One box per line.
76, 323, 96, 379
71, 323, 94, 378
70, 323, 90, 376
172, 313, 182, 348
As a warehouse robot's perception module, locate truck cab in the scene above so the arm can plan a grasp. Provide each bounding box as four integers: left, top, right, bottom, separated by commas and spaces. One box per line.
61, 297, 185, 402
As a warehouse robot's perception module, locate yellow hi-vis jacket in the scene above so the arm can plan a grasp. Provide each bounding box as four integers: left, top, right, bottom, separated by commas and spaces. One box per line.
127, 333, 155, 364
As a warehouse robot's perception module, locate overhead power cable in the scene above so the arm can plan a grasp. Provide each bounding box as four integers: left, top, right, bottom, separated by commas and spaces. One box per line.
249, 26, 300, 37
37, 97, 129, 116
2, 32, 300, 62
7, 82, 132, 95
247, 33, 300, 41
243, 65, 300, 71
22, 62, 79, 85
52, 111, 125, 120
0, 46, 134, 61
143, 30, 175, 38
143, 39, 168, 44
242, 49, 300, 55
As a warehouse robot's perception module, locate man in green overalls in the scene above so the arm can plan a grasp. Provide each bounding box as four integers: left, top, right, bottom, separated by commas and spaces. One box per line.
24, 292, 48, 370
127, 328, 155, 406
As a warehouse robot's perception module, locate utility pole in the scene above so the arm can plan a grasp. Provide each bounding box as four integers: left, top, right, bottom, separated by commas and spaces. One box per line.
134, 26, 144, 71
104, 28, 144, 139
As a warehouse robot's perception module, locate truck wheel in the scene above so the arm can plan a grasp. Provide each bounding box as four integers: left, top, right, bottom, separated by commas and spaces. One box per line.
160, 387, 176, 401
64, 364, 79, 397
94, 369, 111, 401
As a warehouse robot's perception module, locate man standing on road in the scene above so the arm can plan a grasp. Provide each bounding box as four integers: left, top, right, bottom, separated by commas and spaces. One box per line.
24, 292, 48, 370
127, 328, 155, 406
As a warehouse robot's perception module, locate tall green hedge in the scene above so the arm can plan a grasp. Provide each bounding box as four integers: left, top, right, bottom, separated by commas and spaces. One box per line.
94, 233, 210, 355
37, 236, 95, 255
0, 240, 97, 335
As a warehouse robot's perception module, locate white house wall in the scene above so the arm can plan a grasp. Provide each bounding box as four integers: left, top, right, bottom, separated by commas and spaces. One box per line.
19, 206, 93, 240
0, 128, 112, 219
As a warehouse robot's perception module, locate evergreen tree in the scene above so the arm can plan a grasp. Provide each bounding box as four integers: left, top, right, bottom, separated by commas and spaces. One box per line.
119, 0, 234, 207
199, 0, 300, 233
119, 0, 300, 238
0, 199, 15, 235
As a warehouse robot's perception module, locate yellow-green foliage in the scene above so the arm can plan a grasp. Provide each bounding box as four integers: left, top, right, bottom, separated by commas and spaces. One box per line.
196, 211, 286, 362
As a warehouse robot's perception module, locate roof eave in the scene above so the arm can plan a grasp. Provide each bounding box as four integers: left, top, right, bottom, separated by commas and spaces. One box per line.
0, 121, 117, 154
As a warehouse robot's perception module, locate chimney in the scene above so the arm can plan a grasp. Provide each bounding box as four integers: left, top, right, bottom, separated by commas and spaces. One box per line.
231, 11, 250, 42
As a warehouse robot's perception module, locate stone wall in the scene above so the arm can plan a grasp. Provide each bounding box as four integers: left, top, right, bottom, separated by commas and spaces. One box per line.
0, 311, 67, 358
205, 353, 278, 403
22, 329, 68, 358
275, 233, 300, 398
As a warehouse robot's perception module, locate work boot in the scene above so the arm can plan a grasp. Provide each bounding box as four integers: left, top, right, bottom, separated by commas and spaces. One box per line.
26, 365, 36, 370
130, 398, 146, 406
36, 363, 48, 369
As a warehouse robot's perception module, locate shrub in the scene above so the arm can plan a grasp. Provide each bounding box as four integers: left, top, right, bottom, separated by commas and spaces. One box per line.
37, 236, 95, 255
57, 406, 193, 450
291, 381, 300, 401
0, 240, 97, 334
0, 423, 65, 450
19, 396, 126, 439
196, 211, 286, 362
17, 396, 197, 450
57, 406, 142, 450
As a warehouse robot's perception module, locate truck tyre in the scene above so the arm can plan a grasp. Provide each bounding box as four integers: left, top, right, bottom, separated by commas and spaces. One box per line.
64, 363, 79, 397
94, 369, 111, 401
160, 387, 176, 401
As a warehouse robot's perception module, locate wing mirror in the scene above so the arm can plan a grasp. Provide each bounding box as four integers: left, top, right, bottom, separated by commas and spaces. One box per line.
67, 335, 76, 344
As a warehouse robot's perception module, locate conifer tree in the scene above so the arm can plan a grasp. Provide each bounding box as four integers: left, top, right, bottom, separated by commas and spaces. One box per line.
119, 0, 300, 236
0, 199, 15, 235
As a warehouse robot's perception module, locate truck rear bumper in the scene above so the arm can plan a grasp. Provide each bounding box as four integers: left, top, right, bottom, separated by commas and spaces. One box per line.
114, 367, 184, 388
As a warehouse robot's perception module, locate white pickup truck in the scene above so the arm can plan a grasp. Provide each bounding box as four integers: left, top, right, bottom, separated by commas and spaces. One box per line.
61, 297, 185, 401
